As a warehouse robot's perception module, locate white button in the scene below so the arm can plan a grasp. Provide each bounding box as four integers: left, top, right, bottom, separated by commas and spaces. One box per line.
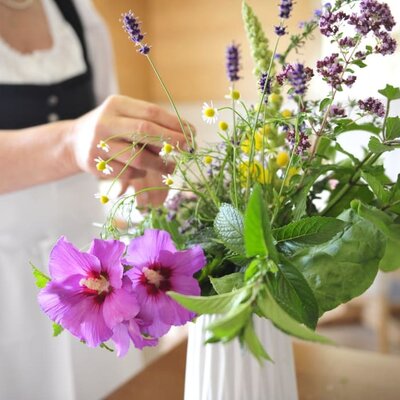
47, 113, 59, 122
47, 95, 59, 106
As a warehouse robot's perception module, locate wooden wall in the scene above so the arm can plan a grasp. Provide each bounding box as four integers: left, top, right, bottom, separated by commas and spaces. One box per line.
93, 0, 321, 102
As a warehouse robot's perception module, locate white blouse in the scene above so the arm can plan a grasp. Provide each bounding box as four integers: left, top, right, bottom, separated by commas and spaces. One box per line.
0, 0, 87, 85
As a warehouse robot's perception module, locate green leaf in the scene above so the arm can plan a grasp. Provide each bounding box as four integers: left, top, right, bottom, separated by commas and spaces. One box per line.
352, 59, 367, 68
385, 117, 400, 140
210, 273, 244, 294
272, 216, 346, 245
291, 210, 384, 313
244, 184, 278, 262
257, 287, 331, 343
167, 288, 249, 315
378, 84, 400, 100
100, 343, 114, 352
31, 262, 50, 289
361, 172, 391, 204
368, 136, 394, 154
319, 97, 332, 112
333, 119, 380, 136
269, 257, 319, 329
243, 319, 272, 362
214, 204, 245, 255
351, 200, 400, 272
207, 302, 252, 340
244, 259, 263, 282
52, 323, 64, 337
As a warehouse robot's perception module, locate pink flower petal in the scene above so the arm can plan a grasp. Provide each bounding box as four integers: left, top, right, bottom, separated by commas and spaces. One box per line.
170, 275, 201, 297
49, 237, 101, 281
112, 323, 131, 357
158, 294, 196, 326
125, 229, 176, 267
89, 239, 125, 289
160, 245, 206, 276
127, 319, 158, 349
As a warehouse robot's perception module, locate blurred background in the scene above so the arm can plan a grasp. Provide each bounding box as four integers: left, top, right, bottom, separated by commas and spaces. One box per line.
92, 0, 400, 398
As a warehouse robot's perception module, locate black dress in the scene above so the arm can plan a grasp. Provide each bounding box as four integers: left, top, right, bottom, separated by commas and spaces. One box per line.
0, 0, 96, 129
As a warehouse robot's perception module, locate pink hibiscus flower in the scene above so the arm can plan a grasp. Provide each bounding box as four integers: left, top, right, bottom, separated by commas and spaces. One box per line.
124, 229, 206, 338
38, 237, 140, 348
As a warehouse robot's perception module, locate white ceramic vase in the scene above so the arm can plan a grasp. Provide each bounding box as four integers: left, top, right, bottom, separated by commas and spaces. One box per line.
184, 315, 298, 400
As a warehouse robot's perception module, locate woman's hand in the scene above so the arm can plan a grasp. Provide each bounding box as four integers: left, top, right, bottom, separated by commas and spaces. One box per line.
68, 95, 189, 182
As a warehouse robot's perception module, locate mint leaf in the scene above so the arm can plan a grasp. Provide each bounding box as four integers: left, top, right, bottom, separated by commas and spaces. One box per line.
207, 302, 251, 340
361, 172, 391, 204
319, 97, 332, 112
168, 288, 249, 315
214, 204, 245, 255
244, 184, 278, 261
333, 119, 380, 136
210, 273, 244, 294
269, 257, 319, 329
257, 287, 331, 343
378, 84, 400, 100
243, 319, 272, 362
273, 216, 346, 245
31, 262, 50, 289
368, 137, 394, 154
385, 117, 400, 140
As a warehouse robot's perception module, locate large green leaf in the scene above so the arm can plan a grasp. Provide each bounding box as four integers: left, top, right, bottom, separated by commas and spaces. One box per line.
352, 200, 400, 272
291, 210, 384, 314
257, 287, 331, 343
244, 184, 278, 261
210, 272, 244, 294
214, 204, 245, 255
167, 287, 249, 314
361, 172, 391, 204
368, 137, 394, 154
385, 117, 400, 140
333, 119, 380, 136
272, 216, 346, 245
268, 257, 319, 329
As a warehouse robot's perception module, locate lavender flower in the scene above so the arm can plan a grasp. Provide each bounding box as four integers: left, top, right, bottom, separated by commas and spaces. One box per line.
279, 0, 293, 19
275, 26, 287, 36
226, 43, 240, 82
124, 230, 206, 338
121, 11, 151, 55
258, 72, 272, 100
277, 63, 314, 96
358, 97, 386, 117
319, 11, 348, 37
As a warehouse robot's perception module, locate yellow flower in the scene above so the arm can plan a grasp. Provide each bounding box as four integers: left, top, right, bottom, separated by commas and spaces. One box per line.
257, 124, 273, 136
276, 151, 290, 168
241, 132, 265, 154
281, 109, 292, 119
268, 93, 283, 106
225, 88, 241, 101
204, 155, 213, 165
94, 193, 110, 204
218, 121, 229, 131
160, 142, 174, 157
238, 161, 271, 185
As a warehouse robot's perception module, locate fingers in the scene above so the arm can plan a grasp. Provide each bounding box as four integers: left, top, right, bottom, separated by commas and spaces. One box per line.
104, 160, 147, 180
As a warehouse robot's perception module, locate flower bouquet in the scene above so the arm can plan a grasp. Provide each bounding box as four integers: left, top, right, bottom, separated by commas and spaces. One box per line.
34, 0, 400, 365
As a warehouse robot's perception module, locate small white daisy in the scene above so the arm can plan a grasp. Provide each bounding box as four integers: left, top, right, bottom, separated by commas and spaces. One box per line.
94, 157, 113, 175
159, 142, 174, 158
162, 174, 174, 186
96, 140, 110, 153
94, 193, 110, 204
224, 88, 241, 101
202, 102, 219, 124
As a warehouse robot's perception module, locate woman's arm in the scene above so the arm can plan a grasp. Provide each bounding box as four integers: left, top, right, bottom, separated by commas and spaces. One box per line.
0, 95, 186, 194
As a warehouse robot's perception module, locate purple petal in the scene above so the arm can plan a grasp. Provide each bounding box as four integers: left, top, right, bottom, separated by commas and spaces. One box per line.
159, 245, 206, 276
89, 239, 125, 289
158, 294, 196, 326
102, 288, 140, 328
112, 323, 131, 357
127, 319, 158, 349
124, 229, 176, 267
170, 275, 201, 297
49, 237, 101, 281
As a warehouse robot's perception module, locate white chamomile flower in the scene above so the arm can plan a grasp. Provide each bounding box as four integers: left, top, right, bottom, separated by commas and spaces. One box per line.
162, 174, 174, 186
94, 157, 113, 175
159, 142, 174, 158
94, 193, 110, 204
224, 88, 241, 101
96, 140, 110, 153
201, 102, 219, 124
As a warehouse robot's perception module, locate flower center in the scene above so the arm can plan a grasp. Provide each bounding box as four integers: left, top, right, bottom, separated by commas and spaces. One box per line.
143, 267, 164, 288
204, 108, 215, 117
80, 275, 110, 294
